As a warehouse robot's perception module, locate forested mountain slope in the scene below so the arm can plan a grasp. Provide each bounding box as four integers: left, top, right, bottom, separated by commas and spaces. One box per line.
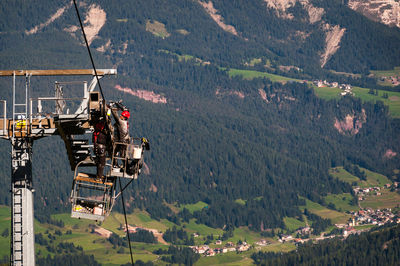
252, 223, 400, 265
0, 0, 399, 231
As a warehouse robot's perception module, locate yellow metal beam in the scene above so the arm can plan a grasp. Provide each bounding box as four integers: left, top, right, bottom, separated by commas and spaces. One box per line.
0, 69, 117, 76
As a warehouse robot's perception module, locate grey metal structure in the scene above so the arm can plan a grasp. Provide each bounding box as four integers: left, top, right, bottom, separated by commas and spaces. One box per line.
11, 138, 35, 265
0, 69, 117, 266
10, 72, 35, 266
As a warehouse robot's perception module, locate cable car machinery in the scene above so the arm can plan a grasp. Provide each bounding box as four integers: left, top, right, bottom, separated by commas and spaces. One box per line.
0, 69, 149, 265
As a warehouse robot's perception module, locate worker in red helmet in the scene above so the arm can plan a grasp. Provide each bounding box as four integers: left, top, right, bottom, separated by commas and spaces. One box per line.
111, 107, 130, 167
121, 110, 130, 119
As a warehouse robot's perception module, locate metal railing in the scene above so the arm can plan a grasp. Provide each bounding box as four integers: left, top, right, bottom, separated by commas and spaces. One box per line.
0, 100, 6, 138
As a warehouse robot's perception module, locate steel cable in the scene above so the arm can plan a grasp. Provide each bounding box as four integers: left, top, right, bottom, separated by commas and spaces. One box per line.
72, 0, 105, 100
73, 1, 135, 264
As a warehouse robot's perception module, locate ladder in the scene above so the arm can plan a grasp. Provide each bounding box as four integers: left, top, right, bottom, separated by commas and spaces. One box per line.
11, 187, 23, 264
10, 72, 35, 266
12, 72, 29, 138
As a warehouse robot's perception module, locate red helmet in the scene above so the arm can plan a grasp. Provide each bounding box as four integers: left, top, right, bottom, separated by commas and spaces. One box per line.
121, 110, 130, 119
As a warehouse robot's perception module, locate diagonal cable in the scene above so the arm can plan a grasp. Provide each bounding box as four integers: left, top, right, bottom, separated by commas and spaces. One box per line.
119, 177, 135, 265
72, 0, 105, 100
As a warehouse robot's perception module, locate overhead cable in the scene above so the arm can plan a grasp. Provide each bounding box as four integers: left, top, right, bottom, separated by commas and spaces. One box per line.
72, 0, 105, 100
119, 177, 135, 266
73, 0, 134, 264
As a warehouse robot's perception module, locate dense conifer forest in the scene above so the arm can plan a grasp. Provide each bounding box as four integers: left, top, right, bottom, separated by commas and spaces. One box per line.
252, 223, 400, 265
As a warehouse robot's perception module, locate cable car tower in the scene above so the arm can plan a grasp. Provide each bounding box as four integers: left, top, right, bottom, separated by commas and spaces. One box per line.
0, 69, 148, 265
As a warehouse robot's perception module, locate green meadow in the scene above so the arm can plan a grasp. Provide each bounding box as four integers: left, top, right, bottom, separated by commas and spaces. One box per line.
324, 193, 359, 212
180, 201, 208, 214
360, 189, 400, 209
0, 206, 10, 259
227, 68, 301, 83
0, 163, 396, 265
329, 166, 391, 188
299, 199, 351, 224
315, 85, 400, 117
283, 217, 307, 231
329, 167, 360, 184
196, 251, 254, 266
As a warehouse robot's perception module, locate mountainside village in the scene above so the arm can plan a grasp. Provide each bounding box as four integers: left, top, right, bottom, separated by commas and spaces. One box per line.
84, 180, 400, 258
313, 79, 353, 96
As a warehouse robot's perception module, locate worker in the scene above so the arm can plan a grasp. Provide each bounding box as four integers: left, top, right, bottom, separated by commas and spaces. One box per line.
93, 118, 108, 179
111, 108, 130, 167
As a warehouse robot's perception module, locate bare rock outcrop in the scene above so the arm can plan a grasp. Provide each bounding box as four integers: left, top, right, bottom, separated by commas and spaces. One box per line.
349, 0, 400, 28
305, 3, 325, 24
259, 89, 269, 103
82, 4, 107, 45
320, 24, 346, 68
263, 0, 297, 19
263, 0, 324, 23
26, 2, 72, 35
263, 0, 345, 68
334, 109, 367, 136
115, 85, 167, 104
215, 88, 245, 99
198, 1, 239, 36
63, 4, 106, 46
383, 149, 397, 159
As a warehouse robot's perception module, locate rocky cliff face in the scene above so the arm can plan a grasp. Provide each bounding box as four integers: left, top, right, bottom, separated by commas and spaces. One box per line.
348, 0, 400, 28
334, 109, 367, 136
263, 0, 346, 68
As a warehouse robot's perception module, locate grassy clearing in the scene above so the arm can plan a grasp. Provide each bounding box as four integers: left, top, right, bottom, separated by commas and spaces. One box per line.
184, 219, 222, 236
360, 189, 400, 209
245, 58, 262, 67
33, 214, 165, 265
354, 224, 376, 230
176, 29, 190, 35
0, 206, 10, 258
228, 68, 301, 83
352, 86, 400, 117
299, 199, 350, 224
94, 247, 158, 265
52, 213, 94, 228
54, 210, 171, 236
371, 67, 400, 77
359, 167, 391, 187
313, 86, 342, 100
314, 85, 400, 117
227, 68, 400, 117
229, 227, 262, 244
235, 199, 246, 206
101, 211, 174, 237
329, 167, 359, 184
283, 217, 306, 231
145, 20, 170, 38
163, 201, 180, 214
329, 166, 391, 188
259, 242, 296, 253
324, 193, 359, 212
180, 201, 208, 214
197, 251, 252, 266
371, 67, 400, 86
329, 70, 362, 79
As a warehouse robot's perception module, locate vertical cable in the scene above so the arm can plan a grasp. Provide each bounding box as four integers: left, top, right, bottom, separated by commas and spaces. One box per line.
119, 177, 134, 265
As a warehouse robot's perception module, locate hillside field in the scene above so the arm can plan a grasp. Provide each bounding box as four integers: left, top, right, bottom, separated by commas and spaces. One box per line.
224, 67, 400, 118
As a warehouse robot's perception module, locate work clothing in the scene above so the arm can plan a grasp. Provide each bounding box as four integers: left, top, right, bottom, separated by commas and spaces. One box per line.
111, 109, 130, 166
94, 143, 106, 178
112, 109, 129, 143
93, 120, 108, 178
